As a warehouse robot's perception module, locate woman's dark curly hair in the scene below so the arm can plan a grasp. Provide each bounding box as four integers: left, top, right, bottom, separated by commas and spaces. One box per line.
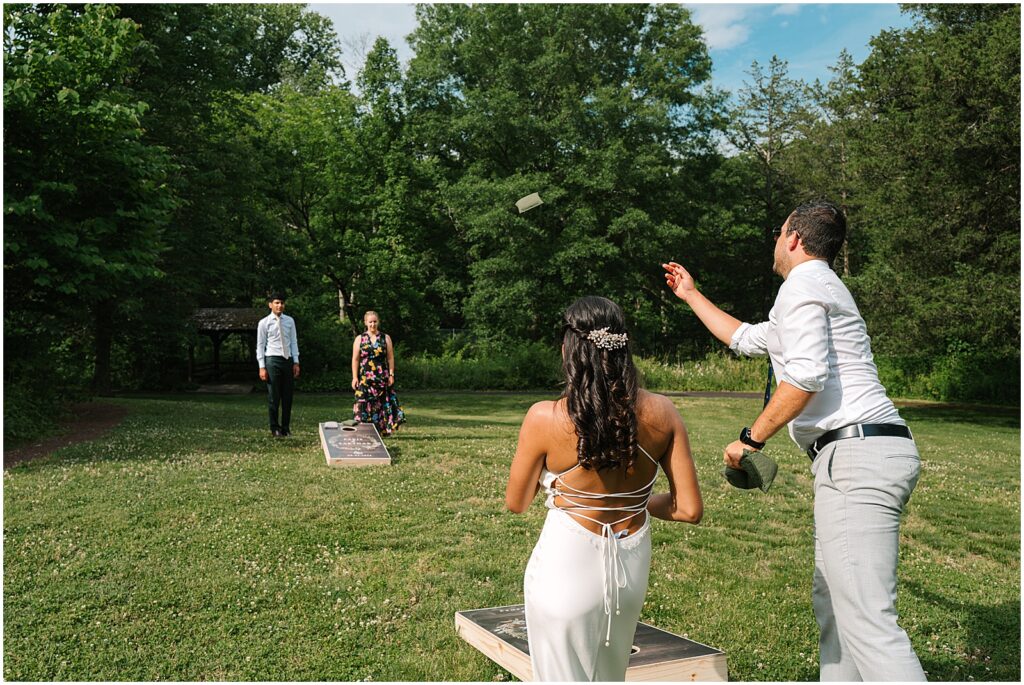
561, 296, 639, 471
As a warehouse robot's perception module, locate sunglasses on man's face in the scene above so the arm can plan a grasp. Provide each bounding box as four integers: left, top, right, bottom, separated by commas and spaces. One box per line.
773, 227, 798, 239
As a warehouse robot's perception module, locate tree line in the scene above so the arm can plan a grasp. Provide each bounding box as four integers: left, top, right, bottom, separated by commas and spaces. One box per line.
4, 3, 1019, 436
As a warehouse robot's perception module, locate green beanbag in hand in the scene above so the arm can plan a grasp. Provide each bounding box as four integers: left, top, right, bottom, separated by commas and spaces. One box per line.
722, 449, 778, 493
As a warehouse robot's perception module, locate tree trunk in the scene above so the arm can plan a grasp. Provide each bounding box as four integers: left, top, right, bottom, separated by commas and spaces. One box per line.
840, 189, 850, 277
92, 304, 114, 396
763, 168, 776, 318
338, 288, 349, 324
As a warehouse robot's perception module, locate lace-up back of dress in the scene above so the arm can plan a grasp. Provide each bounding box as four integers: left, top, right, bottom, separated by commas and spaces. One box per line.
541, 446, 660, 538
538, 444, 661, 647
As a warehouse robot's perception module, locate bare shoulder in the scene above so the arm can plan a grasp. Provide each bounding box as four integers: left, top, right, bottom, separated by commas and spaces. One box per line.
524, 399, 559, 425
636, 390, 683, 428
634, 389, 675, 417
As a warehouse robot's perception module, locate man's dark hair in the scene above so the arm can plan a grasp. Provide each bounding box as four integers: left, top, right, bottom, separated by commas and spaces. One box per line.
788, 200, 847, 265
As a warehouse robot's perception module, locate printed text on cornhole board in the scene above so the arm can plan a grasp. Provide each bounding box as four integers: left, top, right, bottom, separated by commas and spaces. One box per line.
318, 422, 391, 466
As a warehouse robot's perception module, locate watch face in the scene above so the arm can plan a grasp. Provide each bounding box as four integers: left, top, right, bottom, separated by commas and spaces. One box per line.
740, 427, 762, 448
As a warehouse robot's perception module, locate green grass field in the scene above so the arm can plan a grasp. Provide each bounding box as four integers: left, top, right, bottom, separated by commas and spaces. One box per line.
3, 392, 1019, 681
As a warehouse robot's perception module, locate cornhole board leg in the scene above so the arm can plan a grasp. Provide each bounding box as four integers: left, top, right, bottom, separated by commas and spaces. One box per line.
455, 604, 728, 681
318, 422, 391, 466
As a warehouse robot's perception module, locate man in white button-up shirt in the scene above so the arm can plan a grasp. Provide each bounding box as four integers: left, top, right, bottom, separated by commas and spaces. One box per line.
256, 293, 300, 437
663, 201, 925, 681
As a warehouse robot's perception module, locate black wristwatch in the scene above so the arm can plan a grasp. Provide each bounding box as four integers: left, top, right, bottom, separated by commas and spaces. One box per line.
739, 426, 766, 450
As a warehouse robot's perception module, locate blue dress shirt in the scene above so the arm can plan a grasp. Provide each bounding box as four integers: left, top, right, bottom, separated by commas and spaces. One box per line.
256, 313, 299, 368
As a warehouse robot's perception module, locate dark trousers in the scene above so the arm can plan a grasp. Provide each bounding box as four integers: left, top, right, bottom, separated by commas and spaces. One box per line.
265, 356, 294, 432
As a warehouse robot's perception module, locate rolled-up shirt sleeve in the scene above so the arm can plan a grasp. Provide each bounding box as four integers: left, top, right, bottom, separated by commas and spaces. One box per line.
730, 321, 771, 358
776, 281, 829, 392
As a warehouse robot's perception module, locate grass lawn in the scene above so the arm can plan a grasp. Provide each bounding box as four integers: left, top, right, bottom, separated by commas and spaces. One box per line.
3, 392, 1019, 681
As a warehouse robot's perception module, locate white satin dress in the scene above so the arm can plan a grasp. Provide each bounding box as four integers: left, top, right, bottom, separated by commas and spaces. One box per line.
523, 447, 659, 681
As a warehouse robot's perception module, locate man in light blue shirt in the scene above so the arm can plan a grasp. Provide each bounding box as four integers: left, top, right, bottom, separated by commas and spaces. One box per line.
256, 292, 300, 437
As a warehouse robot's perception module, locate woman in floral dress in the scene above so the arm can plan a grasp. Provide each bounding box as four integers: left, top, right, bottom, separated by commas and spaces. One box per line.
351, 310, 405, 436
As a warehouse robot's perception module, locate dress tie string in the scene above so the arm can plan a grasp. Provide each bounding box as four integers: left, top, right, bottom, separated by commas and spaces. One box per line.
600, 522, 629, 646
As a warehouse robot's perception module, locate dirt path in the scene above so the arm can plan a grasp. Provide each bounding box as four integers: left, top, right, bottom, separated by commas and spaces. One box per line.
4, 402, 129, 469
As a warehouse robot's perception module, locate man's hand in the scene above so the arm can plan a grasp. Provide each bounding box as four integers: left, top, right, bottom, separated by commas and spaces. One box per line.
259, 368, 268, 382
723, 440, 748, 469
292, 364, 300, 379
662, 261, 697, 302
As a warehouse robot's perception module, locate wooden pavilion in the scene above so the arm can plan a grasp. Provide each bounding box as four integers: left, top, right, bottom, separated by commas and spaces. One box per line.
189, 308, 266, 382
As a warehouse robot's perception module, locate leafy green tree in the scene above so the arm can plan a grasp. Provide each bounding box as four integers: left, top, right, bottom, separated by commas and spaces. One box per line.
405, 4, 722, 347
233, 39, 440, 364
728, 56, 810, 312
110, 3, 345, 383
8, 0, 1015, 410
783, 50, 862, 276
5, 3, 346, 405
849, 3, 1020, 379
4, 4, 177, 394
343, 37, 441, 344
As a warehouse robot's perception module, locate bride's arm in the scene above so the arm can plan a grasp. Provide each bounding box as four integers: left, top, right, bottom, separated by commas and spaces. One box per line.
647, 396, 703, 524
505, 401, 553, 513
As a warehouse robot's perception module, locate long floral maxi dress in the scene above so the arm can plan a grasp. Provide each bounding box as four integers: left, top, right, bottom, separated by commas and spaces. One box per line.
353, 332, 406, 436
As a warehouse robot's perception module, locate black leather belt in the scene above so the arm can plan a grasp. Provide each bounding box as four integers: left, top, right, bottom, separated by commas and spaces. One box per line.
806, 423, 913, 460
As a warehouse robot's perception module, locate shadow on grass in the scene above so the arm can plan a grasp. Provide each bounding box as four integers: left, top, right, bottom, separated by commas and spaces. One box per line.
13, 394, 1017, 475
395, 434, 515, 444
906, 580, 1021, 681
384, 444, 402, 465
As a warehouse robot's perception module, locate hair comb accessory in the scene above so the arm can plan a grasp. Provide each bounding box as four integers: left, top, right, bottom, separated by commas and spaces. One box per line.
586, 327, 628, 350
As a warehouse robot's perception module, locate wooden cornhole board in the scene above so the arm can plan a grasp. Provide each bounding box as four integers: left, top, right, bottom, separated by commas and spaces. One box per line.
318, 421, 391, 466
455, 604, 727, 681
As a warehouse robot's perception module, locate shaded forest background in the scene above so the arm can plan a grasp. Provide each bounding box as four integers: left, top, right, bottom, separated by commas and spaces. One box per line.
4, 3, 1020, 440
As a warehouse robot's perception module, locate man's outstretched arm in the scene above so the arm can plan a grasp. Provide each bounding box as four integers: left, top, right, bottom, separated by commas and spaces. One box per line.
662, 261, 744, 346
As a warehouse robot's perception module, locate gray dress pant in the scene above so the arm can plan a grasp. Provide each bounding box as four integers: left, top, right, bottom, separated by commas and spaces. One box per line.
811, 435, 926, 681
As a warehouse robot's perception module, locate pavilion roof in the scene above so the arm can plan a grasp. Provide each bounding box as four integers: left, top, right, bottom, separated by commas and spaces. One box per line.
192, 308, 265, 332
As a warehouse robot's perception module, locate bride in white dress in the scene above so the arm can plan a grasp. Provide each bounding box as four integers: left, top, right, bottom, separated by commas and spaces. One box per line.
505, 296, 703, 681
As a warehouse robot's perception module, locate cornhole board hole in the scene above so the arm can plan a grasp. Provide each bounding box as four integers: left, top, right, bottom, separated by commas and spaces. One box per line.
318, 421, 391, 466
455, 604, 727, 681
